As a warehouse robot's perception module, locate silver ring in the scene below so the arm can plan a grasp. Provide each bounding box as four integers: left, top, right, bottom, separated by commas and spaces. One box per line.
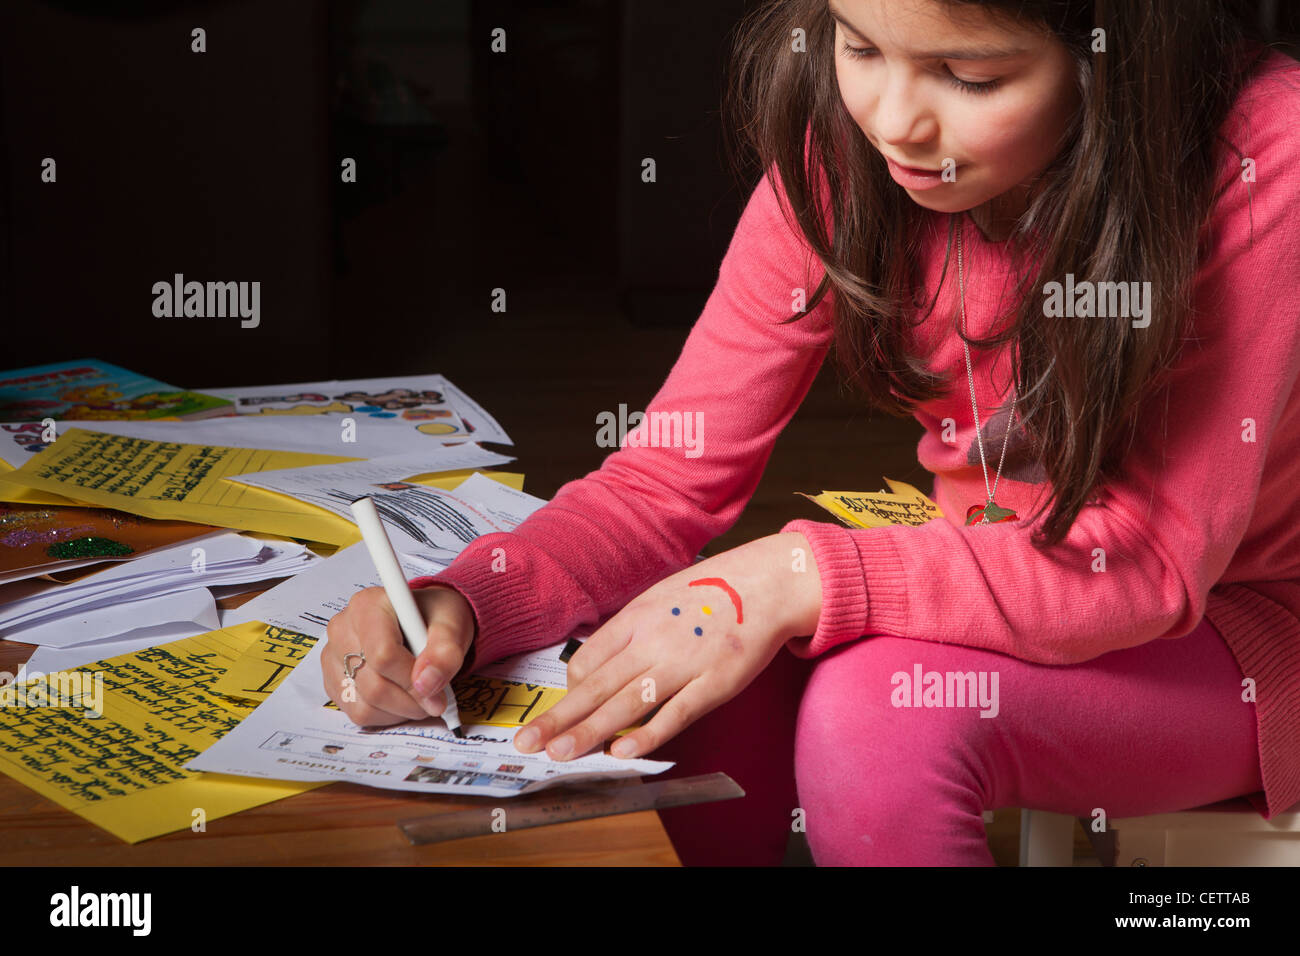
343, 651, 366, 680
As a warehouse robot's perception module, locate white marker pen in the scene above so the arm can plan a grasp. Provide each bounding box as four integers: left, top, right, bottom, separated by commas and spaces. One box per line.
348, 495, 464, 737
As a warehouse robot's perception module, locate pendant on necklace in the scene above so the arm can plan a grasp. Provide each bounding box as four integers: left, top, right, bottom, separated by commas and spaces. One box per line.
965, 499, 1018, 525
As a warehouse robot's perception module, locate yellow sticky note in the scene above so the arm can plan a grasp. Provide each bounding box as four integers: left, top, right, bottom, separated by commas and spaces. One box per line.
211, 624, 319, 702
0, 622, 323, 843
451, 674, 568, 728
2, 427, 365, 544
449, 673, 643, 737
797, 477, 944, 528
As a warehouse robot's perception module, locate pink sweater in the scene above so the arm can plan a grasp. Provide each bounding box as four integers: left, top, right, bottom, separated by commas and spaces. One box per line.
414, 50, 1300, 820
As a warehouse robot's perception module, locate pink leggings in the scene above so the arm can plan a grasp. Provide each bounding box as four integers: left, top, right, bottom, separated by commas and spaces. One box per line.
795, 616, 1264, 865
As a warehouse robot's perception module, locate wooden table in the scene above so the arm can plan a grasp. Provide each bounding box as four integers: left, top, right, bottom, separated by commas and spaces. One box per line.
0, 589, 680, 866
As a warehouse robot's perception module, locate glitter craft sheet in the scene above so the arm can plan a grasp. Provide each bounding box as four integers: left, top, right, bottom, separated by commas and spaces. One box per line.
0, 501, 219, 580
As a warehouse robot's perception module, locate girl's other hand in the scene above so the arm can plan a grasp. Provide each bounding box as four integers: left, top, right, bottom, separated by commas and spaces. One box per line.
512, 532, 820, 760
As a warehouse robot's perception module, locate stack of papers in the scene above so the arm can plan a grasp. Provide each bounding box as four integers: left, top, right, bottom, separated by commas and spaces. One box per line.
0, 531, 317, 646
0, 361, 668, 845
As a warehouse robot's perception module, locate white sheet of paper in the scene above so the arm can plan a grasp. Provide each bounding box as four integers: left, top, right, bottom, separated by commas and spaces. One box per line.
0, 554, 126, 587
0, 532, 316, 642
19, 598, 218, 672
474, 645, 575, 689
220, 540, 440, 636
218, 474, 528, 558
424, 374, 513, 446
437, 471, 549, 527
186, 637, 672, 797
195, 374, 467, 436
195, 374, 514, 447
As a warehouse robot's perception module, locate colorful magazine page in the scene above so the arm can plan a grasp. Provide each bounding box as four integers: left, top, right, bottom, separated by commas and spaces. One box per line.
198, 374, 469, 439
0, 358, 232, 422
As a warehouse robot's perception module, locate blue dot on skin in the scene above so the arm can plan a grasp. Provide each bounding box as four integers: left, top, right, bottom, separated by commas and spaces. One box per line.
694, 626, 703, 636
671, 607, 680, 615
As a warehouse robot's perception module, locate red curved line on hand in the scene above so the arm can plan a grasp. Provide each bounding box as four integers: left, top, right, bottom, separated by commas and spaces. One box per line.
687, 577, 744, 623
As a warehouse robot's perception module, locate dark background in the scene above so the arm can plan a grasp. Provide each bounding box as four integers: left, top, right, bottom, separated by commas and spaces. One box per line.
0, 0, 1297, 509
1, 0, 1297, 869
0, 0, 757, 381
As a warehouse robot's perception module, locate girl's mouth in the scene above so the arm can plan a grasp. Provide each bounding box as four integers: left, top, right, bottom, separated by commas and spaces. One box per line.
885, 156, 957, 190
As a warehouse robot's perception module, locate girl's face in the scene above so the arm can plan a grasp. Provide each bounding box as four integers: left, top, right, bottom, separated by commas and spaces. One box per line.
830, 0, 1081, 237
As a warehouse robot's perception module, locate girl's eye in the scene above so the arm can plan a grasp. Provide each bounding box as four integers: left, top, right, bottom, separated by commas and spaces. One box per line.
838, 40, 875, 61
838, 40, 1002, 96
946, 67, 1002, 96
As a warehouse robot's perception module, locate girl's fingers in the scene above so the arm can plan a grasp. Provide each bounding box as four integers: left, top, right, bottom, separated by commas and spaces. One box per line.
346, 661, 430, 725
352, 595, 419, 688
514, 651, 653, 755
351, 588, 458, 719
606, 677, 719, 760
320, 637, 344, 705
565, 612, 635, 686
322, 597, 428, 724
410, 618, 471, 707
536, 670, 681, 761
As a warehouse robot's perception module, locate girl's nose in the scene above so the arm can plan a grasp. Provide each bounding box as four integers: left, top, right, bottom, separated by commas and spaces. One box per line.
873, 71, 937, 146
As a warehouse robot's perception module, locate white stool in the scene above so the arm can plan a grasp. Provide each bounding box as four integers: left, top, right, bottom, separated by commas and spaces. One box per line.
1019, 798, 1300, 866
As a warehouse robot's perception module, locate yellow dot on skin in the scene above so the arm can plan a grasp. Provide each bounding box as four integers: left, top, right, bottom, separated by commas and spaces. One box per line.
701, 606, 712, 615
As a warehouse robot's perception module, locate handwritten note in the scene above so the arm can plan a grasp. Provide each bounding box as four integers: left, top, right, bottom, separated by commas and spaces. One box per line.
1, 427, 362, 543
211, 623, 320, 702
797, 477, 944, 529
216, 631, 631, 732
452, 675, 567, 727
0, 623, 322, 843
0, 461, 79, 507
0, 427, 528, 547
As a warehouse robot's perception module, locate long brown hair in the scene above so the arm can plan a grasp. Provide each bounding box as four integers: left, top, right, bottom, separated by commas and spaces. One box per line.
723, 0, 1282, 548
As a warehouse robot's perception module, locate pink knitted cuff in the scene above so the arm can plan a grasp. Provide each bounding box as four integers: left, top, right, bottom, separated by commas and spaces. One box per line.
406, 532, 550, 673
779, 518, 910, 656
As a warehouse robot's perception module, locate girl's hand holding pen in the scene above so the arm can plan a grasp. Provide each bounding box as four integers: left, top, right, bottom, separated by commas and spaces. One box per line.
513, 531, 822, 761
322, 584, 476, 728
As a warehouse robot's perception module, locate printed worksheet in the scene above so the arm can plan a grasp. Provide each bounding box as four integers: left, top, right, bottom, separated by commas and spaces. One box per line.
187, 636, 672, 797
197, 374, 513, 446
225, 468, 547, 559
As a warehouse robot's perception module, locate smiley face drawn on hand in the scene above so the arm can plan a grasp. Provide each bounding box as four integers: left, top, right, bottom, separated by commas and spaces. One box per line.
670, 577, 745, 650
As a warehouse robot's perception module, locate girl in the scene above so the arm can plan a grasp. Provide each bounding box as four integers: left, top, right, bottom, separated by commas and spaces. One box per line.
323, 0, 1300, 866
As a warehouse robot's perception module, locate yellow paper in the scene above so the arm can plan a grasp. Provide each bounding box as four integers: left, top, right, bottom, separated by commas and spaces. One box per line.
449, 674, 642, 737
1, 427, 365, 543
216, 471, 524, 556
797, 477, 944, 528
211, 624, 319, 701
451, 674, 568, 727
0, 621, 323, 843
0, 462, 85, 506
1, 429, 528, 547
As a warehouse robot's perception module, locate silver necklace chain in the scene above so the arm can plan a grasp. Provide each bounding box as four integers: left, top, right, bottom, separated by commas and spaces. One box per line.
956, 214, 1017, 517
